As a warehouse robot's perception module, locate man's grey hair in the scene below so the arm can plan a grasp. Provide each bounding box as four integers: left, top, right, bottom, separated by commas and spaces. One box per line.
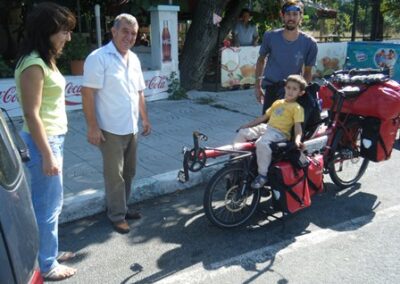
113, 13, 138, 29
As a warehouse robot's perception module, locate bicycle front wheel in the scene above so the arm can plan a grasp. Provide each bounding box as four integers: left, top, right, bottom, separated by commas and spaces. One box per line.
203, 164, 260, 229
328, 128, 369, 188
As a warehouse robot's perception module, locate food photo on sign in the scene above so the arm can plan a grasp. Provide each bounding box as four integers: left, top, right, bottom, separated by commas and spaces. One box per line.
312, 42, 347, 80
220, 46, 258, 88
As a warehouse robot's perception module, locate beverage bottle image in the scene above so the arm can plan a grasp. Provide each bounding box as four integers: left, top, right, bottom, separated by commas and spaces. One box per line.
162, 20, 172, 62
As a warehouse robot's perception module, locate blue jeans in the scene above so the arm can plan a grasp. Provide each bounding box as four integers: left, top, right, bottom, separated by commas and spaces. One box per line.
21, 132, 65, 273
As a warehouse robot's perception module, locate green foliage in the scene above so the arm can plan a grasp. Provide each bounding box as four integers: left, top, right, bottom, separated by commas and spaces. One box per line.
63, 33, 91, 61
336, 13, 352, 36
58, 33, 91, 75
0, 56, 13, 78
383, 0, 400, 31
167, 71, 188, 100
252, 0, 282, 35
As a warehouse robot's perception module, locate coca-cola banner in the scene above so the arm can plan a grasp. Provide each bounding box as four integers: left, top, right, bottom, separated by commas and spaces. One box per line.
0, 70, 169, 117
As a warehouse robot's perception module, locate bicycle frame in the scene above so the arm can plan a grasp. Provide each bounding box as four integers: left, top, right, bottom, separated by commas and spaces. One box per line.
178, 68, 391, 228
178, 81, 373, 183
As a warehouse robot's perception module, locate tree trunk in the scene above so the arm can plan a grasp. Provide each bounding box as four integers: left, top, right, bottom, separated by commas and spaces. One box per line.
179, 0, 246, 90
370, 0, 383, 41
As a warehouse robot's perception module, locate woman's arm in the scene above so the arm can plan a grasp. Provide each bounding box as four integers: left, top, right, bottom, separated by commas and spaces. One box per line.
20, 65, 60, 175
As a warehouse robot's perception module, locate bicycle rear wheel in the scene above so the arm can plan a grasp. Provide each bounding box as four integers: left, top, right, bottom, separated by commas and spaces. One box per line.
328, 127, 369, 188
203, 164, 260, 228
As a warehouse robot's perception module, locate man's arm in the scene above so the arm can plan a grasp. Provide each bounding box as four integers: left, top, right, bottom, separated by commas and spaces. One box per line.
138, 90, 151, 136
254, 54, 267, 103
303, 66, 313, 84
81, 86, 105, 145
303, 39, 318, 83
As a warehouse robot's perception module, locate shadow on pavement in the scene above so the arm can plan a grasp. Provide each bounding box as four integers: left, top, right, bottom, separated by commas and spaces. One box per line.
103, 181, 377, 284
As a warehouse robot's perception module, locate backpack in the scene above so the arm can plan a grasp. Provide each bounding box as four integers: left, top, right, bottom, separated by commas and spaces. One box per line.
297, 83, 322, 140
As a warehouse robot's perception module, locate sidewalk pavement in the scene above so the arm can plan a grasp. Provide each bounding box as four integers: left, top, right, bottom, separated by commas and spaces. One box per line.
56, 89, 260, 223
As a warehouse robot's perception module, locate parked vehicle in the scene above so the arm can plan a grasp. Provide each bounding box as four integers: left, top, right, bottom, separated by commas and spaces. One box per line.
0, 109, 43, 284
178, 68, 400, 229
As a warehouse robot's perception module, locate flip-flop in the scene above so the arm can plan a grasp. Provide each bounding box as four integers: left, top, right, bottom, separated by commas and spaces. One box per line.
42, 264, 77, 281
57, 251, 76, 263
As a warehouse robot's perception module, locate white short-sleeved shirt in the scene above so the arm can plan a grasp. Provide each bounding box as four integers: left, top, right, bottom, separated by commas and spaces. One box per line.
82, 41, 146, 135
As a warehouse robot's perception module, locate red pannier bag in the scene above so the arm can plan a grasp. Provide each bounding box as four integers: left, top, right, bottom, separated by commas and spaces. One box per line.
306, 154, 324, 196
360, 116, 400, 162
319, 79, 400, 120
269, 161, 311, 214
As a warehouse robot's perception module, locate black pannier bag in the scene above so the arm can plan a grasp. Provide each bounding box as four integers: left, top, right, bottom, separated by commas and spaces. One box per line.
360, 116, 400, 162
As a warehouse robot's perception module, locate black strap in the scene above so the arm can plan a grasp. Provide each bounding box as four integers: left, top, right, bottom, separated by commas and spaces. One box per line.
307, 177, 321, 192
286, 187, 304, 206
283, 169, 306, 206
378, 132, 389, 159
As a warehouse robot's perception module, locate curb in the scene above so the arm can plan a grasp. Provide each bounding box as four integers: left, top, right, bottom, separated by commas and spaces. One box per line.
60, 165, 222, 224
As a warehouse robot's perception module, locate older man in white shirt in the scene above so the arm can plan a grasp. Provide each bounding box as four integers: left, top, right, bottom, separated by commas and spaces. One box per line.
81, 13, 151, 234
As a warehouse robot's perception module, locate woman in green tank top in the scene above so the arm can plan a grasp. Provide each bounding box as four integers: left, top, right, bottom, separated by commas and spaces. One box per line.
14, 2, 77, 281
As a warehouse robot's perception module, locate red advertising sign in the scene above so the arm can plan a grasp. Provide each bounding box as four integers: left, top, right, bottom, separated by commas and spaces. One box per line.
0, 71, 169, 117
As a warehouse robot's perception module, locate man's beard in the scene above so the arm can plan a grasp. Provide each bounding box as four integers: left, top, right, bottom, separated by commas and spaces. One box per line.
285, 24, 296, 31
284, 21, 298, 31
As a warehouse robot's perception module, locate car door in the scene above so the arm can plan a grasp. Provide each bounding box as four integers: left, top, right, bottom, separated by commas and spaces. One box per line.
0, 110, 42, 284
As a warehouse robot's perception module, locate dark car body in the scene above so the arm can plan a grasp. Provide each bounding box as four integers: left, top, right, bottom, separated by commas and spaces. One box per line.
0, 110, 43, 284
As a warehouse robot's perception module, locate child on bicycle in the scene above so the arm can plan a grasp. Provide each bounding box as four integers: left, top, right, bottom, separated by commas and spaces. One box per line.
233, 74, 306, 189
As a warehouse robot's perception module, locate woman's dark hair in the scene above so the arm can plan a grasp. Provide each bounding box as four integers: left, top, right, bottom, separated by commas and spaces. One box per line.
17, 2, 76, 68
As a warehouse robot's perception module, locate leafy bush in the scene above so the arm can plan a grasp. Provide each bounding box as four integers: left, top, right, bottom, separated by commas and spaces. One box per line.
63, 33, 91, 60
167, 71, 187, 100
0, 56, 13, 78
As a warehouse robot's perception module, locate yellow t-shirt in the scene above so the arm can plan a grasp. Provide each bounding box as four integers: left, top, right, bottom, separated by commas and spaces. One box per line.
15, 52, 67, 135
265, 99, 304, 139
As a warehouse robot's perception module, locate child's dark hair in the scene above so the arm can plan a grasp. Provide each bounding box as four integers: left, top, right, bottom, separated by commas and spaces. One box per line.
285, 74, 307, 91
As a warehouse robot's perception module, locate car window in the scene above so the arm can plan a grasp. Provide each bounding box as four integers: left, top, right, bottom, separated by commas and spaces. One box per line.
0, 118, 19, 188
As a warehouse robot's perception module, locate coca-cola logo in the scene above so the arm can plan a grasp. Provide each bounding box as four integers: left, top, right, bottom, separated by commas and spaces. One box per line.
0, 86, 17, 104
65, 82, 82, 96
145, 76, 167, 90
65, 82, 82, 106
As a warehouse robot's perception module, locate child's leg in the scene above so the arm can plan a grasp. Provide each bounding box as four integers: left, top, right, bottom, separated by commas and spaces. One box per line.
255, 127, 286, 175
233, 124, 268, 144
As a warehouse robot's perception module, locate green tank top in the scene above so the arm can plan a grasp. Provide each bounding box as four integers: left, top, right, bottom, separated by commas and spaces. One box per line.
15, 52, 68, 135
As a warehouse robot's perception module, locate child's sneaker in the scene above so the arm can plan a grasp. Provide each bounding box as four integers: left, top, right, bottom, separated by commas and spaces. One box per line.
251, 175, 268, 189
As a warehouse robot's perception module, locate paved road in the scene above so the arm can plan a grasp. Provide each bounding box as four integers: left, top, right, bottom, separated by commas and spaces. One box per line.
57, 141, 400, 284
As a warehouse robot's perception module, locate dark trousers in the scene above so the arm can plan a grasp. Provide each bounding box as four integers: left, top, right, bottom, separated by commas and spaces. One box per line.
99, 131, 138, 222
262, 83, 285, 114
